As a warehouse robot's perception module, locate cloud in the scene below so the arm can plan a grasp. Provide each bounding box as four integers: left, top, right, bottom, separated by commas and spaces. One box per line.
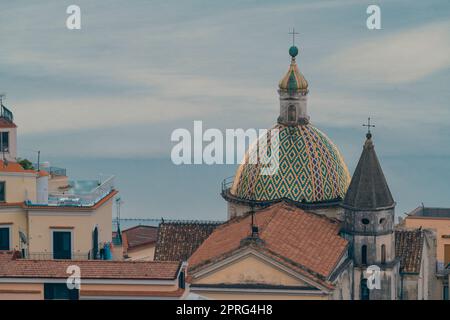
321, 21, 450, 85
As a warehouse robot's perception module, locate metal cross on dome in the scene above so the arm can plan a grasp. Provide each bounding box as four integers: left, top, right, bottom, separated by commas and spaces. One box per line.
363, 117, 376, 136
289, 28, 300, 46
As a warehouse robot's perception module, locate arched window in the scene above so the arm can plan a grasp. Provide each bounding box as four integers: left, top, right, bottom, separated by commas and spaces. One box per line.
361, 245, 367, 265
288, 105, 296, 122
361, 279, 370, 300
381, 244, 386, 264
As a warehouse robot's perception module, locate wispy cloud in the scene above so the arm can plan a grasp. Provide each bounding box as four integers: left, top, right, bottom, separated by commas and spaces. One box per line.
321, 21, 450, 85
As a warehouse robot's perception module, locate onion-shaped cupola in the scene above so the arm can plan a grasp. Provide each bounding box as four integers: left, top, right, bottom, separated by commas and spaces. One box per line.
277, 46, 310, 126
278, 46, 309, 93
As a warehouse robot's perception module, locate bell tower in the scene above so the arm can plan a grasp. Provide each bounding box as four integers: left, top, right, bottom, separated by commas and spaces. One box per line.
342, 121, 400, 300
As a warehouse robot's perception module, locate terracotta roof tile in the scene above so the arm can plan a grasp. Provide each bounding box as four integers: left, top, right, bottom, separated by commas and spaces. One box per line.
188, 202, 348, 279
0, 118, 16, 128
395, 229, 424, 273
122, 225, 158, 251
154, 221, 221, 261
0, 251, 180, 280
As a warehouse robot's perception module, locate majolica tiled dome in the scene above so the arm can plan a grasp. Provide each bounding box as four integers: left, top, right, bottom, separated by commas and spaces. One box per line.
230, 124, 351, 203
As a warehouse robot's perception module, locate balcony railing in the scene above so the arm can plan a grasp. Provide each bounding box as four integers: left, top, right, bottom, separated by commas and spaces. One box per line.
221, 176, 234, 193
28, 175, 115, 207
34, 165, 67, 176
1, 104, 13, 123
25, 252, 91, 260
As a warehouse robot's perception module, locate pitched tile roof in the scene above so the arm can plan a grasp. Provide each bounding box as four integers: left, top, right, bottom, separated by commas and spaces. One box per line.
395, 229, 424, 273
188, 202, 348, 280
154, 220, 222, 262
122, 225, 158, 251
0, 160, 48, 175
0, 251, 181, 280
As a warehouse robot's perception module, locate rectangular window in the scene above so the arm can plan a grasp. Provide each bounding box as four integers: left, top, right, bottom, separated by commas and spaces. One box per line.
53, 231, 72, 259
44, 283, 78, 300
0, 132, 9, 152
0, 227, 10, 250
444, 244, 450, 266
0, 181, 5, 202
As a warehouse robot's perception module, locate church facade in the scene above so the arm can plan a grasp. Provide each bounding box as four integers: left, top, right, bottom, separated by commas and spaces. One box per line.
209, 45, 437, 300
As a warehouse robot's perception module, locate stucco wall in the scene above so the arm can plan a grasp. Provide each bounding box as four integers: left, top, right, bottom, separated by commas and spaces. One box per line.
192, 255, 309, 287
0, 283, 42, 300
405, 217, 450, 264
27, 197, 113, 255
0, 209, 28, 251
0, 174, 37, 202
190, 291, 328, 300
126, 244, 155, 261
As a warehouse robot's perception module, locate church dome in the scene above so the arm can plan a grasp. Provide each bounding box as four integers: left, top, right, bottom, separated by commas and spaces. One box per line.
230, 124, 351, 203
278, 46, 308, 92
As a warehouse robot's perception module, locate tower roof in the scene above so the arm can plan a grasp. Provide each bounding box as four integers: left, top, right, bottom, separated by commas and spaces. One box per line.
343, 134, 394, 210
278, 46, 308, 92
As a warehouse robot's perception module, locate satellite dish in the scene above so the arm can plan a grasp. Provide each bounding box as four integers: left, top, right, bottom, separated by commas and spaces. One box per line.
19, 231, 28, 245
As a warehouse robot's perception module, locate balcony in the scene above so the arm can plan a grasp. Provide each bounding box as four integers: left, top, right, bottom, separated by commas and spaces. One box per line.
28, 175, 115, 207
24, 251, 91, 260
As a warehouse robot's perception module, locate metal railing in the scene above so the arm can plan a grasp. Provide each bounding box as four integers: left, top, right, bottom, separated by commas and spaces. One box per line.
35, 165, 67, 176
437, 261, 450, 275
31, 175, 115, 207
221, 176, 234, 193
1, 104, 13, 123
26, 252, 91, 260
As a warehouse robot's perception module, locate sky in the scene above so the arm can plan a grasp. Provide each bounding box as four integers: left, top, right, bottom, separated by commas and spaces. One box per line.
1, 0, 449, 220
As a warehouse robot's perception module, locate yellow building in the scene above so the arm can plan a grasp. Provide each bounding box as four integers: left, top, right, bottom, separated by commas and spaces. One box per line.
121, 225, 158, 261
404, 206, 450, 299
405, 207, 450, 268
0, 251, 185, 300
0, 103, 117, 260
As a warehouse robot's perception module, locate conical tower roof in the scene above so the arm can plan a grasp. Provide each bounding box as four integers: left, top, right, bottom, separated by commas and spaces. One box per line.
343, 133, 394, 210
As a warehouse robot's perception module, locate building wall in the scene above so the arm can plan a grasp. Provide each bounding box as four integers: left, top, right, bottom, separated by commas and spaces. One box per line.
189, 253, 339, 300
0, 208, 28, 251
0, 173, 37, 202
227, 202, 254, 220
401, 274, 419, 300
27, 198, 113, 255
189, 291, 328, 300
353, 266, 399, 300
0, 283, 42, 300
228, 201, 343, 221
126, 244, 156, 261
405, 217, 450, 265
193, 255, 310, 287
48, 175, 69, 193
0, 281, 180, 300
309, 206, 344, 221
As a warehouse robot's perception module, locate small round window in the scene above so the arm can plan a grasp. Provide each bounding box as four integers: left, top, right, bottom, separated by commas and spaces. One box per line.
362, 218, 370, 225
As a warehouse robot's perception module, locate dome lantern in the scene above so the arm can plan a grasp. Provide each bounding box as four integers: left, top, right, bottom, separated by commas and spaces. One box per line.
278, 43, 309, 126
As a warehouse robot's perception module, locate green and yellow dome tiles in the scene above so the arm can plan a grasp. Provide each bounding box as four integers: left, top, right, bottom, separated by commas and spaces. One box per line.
230, 124, 351, 203
278, 46, 308, 92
